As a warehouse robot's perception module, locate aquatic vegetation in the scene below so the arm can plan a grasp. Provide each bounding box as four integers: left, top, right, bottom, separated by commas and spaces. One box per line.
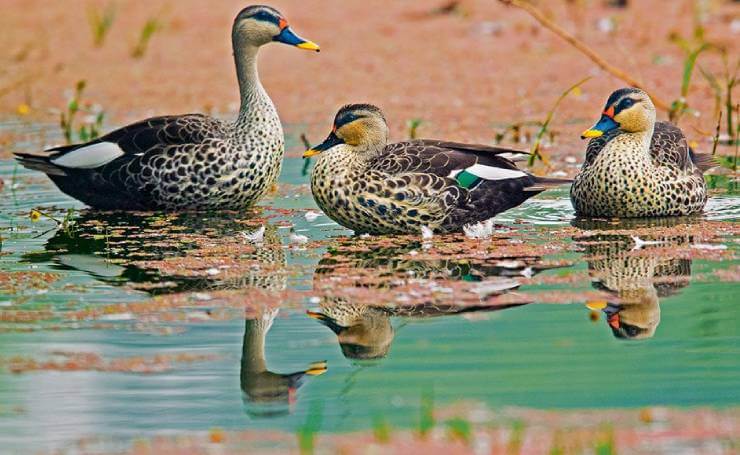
297, 402, 323, 455
700, 50, 739, 146
667, 20, 714, 123
88, 1, 117, 47
497, 0, 669, 111
59, 80, 105, 144
418, 389, 435, 437
528, 77, 590, 166
445, 417, 472, 444
0, 351, 217, 374
372, 414, 392, 443
406, 118, 424, 139
131, 16, 164, 58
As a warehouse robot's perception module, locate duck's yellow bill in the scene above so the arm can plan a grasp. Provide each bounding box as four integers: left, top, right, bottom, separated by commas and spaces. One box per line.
586, 300, 608, 311
305, 361, 328, 376
303, 149, 321, 158
581, 129, 604, 139
296, 41, 320, 51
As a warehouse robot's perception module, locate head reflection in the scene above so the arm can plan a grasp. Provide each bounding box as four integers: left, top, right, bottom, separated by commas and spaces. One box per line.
575, 217, 695, 340
241, 309, 327, 417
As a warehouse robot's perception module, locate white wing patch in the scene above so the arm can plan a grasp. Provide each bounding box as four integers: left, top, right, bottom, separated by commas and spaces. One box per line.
449, 164, 527, 181
51, 142, 124, 169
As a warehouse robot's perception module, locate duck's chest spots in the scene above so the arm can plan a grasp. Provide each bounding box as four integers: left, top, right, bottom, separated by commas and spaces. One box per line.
571, 137, 707, 217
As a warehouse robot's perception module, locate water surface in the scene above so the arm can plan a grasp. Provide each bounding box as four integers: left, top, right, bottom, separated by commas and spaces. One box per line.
0, 155, 738, 452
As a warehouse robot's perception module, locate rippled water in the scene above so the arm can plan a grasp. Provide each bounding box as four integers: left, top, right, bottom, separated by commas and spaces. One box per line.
0, 153, 738, 452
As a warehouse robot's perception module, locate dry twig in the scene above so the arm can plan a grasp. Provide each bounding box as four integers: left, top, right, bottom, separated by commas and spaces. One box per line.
497, 0, 670, 111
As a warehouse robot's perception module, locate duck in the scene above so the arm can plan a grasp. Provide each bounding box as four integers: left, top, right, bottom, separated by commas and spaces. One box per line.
303, 104, 571, 235
241, 309, 326, 416
574, 217, 694, 340
14, 5, 319, 211
571, 87, 714, 218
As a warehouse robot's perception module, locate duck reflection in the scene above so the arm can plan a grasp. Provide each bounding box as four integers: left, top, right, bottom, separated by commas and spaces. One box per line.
574, 217, 695, 340
24, 210, 286, 293
309, 239, 561, 360
241, 309, 326, 417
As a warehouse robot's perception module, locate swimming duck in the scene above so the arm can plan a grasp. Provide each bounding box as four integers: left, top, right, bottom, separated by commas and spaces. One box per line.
15, 5, 319, 210
304, 104, 571, 235
571, 88, 713, 218
242, 309, 326, 415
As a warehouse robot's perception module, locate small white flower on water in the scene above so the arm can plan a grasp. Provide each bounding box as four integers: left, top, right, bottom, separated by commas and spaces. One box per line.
290, 229, 309, 244
240, 225, 265, 244
192, 293, 212, 301
304, 210, 322, 222
565, 156, 577, 164
691, 243, 727, 251
496, 260, 523, 269
630, 235, 664, 250
421, 225, 434, 240
308, 296, 321, 304
206, 268, 221, 276
464, 219, 495, 239
99, 312, 134, 321
471, 278, 520, 296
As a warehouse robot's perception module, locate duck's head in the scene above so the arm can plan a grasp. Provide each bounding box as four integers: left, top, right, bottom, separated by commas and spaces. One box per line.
581, 88, 656, 139
233, 5, 319, 51
304, 104, 389, 158
307, 308, 394, 360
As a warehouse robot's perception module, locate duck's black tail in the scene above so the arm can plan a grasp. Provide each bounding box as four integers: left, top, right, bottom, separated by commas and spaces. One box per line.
524, 175, 573, 192
13, 153, 68, 176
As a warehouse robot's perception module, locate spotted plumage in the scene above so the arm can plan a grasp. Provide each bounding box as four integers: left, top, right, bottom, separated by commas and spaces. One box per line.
305, 104, 571, 235
15, 5, 319, 210
571, 88, 712, 218
574, 217, 693, 340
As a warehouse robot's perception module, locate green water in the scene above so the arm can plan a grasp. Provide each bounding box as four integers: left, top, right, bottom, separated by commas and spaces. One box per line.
0, 154, 738, 452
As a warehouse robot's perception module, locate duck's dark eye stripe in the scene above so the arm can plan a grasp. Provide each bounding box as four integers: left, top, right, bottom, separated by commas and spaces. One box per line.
335, 113, 364, 128
251, 11, 277, 24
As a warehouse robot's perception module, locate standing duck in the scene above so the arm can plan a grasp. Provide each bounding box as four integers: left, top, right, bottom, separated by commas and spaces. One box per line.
304, 104, 571, 235
15, 5, 319, 210
571, 88, 713, 218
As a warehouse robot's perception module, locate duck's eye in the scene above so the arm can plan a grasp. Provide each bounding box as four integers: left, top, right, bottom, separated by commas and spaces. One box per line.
618, 98, 635, 112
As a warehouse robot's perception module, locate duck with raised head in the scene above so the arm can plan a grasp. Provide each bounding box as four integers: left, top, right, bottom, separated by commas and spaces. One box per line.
304, 104, 571, 235
571, 88, 713, 218
15, 5, 319, 210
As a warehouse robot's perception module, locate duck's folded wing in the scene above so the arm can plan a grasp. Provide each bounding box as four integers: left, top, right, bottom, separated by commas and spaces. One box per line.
649, 121, 717, 172
374, 140, 532, 184
16, 114, 224, 174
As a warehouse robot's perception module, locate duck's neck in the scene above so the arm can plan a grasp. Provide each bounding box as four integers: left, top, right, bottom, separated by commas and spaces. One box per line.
233, 44, 273, 122
623, 125, 655, 159
241, 310, 278, 372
